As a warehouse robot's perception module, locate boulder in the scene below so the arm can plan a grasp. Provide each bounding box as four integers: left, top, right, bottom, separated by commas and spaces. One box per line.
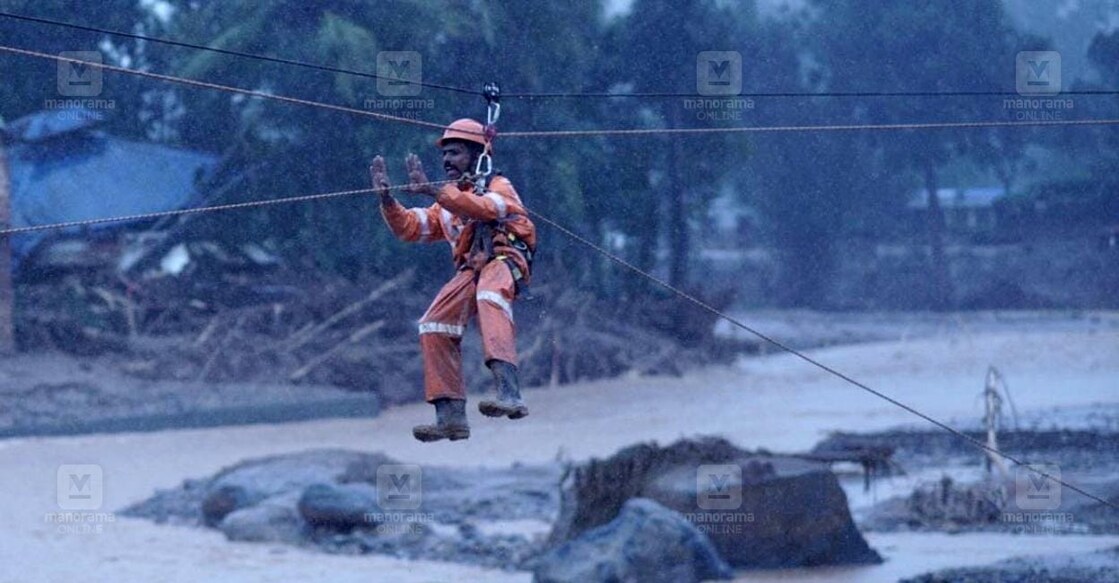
298, 482, 382, 531
219, 495, 306, 544
533, 498, 733, 583
548, 437, 881, 569
645, 456, 882, 568
207, 449, 395, 503
201, 484, 261, 527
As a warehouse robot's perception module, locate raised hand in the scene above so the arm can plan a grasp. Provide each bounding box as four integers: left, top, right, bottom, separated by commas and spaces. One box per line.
370, 155, 392, 200
405, 153, 437, 196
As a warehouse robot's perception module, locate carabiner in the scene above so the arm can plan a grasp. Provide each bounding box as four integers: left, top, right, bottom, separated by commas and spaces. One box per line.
473, 151, 493, 177
472, 82, 500, 192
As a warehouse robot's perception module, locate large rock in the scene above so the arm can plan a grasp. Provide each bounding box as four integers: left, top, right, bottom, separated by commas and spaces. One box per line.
548, 437, 881, 569
219, 494, 306, 544
298, 482, 382, 531
201, 484, 261, 527
645, 456, 881, 568
207, 449, 395, 503
533, 498, 733, 583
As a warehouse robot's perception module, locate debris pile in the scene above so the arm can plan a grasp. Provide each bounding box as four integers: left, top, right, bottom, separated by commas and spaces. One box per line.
15, 235, 744, 406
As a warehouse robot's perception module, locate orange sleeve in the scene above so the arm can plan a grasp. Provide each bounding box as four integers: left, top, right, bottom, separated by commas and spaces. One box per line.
379, 198, 446, 243
434, 176, 526, 222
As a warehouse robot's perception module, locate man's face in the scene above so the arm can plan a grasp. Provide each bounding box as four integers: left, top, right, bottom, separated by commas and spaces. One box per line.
441, 141, 475, 180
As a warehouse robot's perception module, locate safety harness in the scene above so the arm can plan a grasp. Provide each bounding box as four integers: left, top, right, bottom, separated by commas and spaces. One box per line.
463, 83, 535, 298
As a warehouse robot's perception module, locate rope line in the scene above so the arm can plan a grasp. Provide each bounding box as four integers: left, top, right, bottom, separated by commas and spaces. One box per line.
526, 207, 1119, 512
506, 89, 1119, 99
0, 11, 481, 96
502, 117, 1119, 138
3, 36, 1116, 511
0, 45, 454, 133
7, 44, 1119, 141
0, 180, 455, 236
7, 10, 1119, 102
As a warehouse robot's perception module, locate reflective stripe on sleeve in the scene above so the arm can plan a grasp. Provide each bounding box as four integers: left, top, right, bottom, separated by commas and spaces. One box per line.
410, 208, 432, 242
483, 192, 508, 219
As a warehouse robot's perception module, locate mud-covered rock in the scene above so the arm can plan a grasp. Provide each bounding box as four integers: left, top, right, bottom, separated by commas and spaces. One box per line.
208, 450, 395, 501
533, 498, 733, 583
298, 482, 382, 531
645, 456, 881, 568
201, 484, 261, 527
548, 437, 881, 569
219, 495, 306, 543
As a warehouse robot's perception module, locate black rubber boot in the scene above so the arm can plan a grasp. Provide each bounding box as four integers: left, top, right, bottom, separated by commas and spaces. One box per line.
479, 360, 529, 419
412, 398, 470, 442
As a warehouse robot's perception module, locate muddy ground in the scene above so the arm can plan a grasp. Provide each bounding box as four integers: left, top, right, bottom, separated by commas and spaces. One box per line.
5, 310, 1114, 439
3, 311, 1118, 582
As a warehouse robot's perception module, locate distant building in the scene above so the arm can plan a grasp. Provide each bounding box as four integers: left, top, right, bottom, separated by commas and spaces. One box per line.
907, 186, 1005, 235
2, 108, 217, 273
706, 190, 760, 248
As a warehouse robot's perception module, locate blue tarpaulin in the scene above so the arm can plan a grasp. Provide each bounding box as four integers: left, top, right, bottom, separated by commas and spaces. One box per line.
5, 108, 217, 270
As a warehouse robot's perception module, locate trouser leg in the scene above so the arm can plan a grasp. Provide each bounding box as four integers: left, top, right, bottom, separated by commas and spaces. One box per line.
418, 270, 477, 402
475, 260, 518, 365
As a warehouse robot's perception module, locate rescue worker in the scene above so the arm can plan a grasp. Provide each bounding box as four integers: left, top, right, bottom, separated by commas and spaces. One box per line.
370, 118, 536, 442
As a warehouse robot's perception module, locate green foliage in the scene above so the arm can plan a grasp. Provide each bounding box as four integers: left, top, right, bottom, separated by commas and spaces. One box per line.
0, 1, 1114, 306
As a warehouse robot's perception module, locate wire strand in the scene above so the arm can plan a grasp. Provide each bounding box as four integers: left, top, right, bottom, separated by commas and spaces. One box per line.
506, 89, 1119, 99
0, 180, 455, 236
502, 117, 1119, 138
526, 207, 1119, 512
7, 44, 1119, 140
3, 37, 1115, 512
0, 10, 480, 96
13, 10, 1119, 102
0, 45, 455, 133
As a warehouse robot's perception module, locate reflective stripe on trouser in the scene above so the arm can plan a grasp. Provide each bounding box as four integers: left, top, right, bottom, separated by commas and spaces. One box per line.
417, 260, 517, 402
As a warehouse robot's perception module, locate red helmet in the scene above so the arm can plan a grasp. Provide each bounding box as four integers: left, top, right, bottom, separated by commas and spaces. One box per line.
435, 118, 492, 154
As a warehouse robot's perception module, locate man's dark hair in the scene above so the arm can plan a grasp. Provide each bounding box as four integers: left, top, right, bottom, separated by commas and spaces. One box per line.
447, 138, 484, 161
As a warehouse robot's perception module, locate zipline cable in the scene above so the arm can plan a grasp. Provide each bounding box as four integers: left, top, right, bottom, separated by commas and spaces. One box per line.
2, 38, 1115, 513
6, 10, 1119, 101
0, 10, 480, 96
5, 44, 1119, 141
0, 181, 456, 236
505, 89, 1119, 99
525, 207, 1119, 512
0, 45, 453, 132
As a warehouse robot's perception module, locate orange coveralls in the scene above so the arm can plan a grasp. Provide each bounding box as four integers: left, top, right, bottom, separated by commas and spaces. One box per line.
381, 175, 536, 402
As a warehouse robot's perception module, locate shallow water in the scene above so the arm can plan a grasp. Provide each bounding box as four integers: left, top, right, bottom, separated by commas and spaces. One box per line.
3, 327, 1117, 582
